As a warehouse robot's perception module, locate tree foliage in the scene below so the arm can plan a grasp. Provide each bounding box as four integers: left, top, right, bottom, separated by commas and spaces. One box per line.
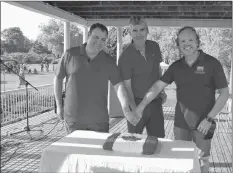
1, 27, 33, 54
197, 28, 232, 81
29, 40, 51, 54
38, 19, 83, 58
106, 27, 117, 60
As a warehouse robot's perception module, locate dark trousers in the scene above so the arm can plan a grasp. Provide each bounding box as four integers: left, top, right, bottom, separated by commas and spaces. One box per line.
127, 98, 165, 138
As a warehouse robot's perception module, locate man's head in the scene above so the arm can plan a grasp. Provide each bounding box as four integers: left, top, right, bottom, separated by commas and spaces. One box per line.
176, 26, 200, 57
86, 23, 108, 54
129, 17, 148, 45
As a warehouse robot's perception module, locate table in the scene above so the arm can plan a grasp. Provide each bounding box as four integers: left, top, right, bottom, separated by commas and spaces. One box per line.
39, 130, 201, 173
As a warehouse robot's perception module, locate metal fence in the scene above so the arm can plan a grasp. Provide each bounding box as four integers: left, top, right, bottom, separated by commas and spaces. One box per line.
1, 84, 55, 125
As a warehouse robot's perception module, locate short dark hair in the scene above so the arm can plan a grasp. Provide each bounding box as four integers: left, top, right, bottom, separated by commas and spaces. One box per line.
88, 23, 108, 36
176, 26, 200, 48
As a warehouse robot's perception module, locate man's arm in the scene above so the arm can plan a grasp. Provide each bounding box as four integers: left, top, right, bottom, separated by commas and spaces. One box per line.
123, 79, 137, 110
113, 82, 140, 126
158, 65, 167, 104
137, 80, 168, 112
54, 76, 63, 108
54, 76, 64, 119
158, 64, 163, 76
207, 87, 229, 119
197, 87, 229, 135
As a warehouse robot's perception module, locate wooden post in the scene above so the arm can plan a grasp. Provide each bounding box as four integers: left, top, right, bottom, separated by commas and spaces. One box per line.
108, 27, 124, 118
116, 27, 123, 64
64, 21, 70, 52
83, 26, 88, 43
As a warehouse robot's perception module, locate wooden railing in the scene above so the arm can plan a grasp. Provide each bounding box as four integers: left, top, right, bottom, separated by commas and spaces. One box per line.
1, 84, 55, 125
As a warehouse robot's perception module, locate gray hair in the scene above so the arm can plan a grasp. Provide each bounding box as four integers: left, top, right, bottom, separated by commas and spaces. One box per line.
129, 16, 149, 32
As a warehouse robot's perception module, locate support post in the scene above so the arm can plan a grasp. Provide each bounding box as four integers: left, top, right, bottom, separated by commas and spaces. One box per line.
64, 21, 70, 52
83, 26, 88, 43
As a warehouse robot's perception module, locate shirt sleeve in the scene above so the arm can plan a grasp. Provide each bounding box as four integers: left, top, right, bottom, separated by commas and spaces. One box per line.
118, 51, 133, 80
160, 63, 175, 84
109, 59, 123, 86
54, 51, 68, 79
213, 60, 228, 89
155, 43, 163, 63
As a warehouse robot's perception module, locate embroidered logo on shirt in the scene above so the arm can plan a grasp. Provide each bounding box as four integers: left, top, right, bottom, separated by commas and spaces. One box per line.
195, 66, 205, 74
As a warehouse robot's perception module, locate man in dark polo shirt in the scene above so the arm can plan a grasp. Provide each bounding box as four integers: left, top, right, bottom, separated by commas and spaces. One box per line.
54, 23, 140, 134
118, 17, 167, 137
136, 26, 229, 173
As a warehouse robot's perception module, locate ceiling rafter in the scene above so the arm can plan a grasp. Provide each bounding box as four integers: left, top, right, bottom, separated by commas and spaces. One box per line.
44, 1, 232, 20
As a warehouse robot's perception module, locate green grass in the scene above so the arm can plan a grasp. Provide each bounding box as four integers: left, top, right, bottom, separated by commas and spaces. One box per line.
1, 64, 177, 106
1, 64, 56, 92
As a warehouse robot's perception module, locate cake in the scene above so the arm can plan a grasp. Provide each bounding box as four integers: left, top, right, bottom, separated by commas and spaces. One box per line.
103, 133, 159, 155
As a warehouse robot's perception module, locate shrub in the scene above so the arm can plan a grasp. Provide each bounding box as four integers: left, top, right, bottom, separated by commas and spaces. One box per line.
1, 53, 55, 64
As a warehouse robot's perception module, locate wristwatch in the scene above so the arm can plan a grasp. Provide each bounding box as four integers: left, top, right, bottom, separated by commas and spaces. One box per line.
206, 116, 214, 122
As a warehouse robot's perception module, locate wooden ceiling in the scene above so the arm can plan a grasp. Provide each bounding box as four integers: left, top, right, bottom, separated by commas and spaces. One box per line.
44, 1, 232, 20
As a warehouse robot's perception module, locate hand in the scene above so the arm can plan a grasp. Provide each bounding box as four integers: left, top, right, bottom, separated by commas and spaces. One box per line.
56, 106, 64, 121
159, 91, 167, 104
197, 119, 212, 135
123, 107, 141, 126
132, 105, 143, 124
135, 106, 143, 120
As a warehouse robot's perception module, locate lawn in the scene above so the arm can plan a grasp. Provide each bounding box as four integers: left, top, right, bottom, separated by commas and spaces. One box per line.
1, 64, 56, 92
1, 64, 177, 106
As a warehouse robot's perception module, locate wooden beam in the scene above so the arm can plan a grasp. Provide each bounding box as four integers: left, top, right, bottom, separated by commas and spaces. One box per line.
87, 19, 232, 28
231, 4, 233, 113
6, 1, 87, 27
65, 6, 231, 13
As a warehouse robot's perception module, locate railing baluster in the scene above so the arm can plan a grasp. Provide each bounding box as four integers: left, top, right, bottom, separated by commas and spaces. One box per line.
42, 87, 44, 111
1, 84, 58, 125
8, 94, 11, 122
3, 94, 6, 123
31, 90, 34, 113
21, 91, 24, 119
11, 93, 15, 120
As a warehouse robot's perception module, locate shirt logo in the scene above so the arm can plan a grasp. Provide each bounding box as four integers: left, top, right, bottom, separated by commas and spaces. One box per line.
195, 66, 205, 74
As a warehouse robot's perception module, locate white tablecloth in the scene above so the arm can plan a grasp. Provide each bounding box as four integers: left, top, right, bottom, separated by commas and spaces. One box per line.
39, 130, 201, 173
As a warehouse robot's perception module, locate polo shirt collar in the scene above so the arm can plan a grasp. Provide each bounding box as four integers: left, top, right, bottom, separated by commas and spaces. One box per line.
198, 50, 205, 62
79, 43, 105, 58
129, 40, 149, 51
181, 49, 205, 65
80, 43, 88, 56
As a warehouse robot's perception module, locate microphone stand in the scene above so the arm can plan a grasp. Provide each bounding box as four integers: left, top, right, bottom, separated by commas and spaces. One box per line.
0, 60, 43, 139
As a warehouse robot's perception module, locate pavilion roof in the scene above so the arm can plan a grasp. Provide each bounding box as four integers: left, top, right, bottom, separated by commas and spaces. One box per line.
44, 1, 232, 20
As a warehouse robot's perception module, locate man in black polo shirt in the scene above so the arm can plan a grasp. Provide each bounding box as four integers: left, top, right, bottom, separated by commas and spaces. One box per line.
136, 26, 229, 173
54, 23, 140, 134
118, 17, 167, 137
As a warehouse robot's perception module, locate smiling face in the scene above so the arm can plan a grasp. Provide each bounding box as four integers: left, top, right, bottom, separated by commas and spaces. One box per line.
177, 29, 199, 57
86, 27, 107, 54
130, 21, 148, 45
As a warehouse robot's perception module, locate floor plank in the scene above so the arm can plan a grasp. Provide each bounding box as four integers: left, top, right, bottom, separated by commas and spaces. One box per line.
1, 108, 232, 173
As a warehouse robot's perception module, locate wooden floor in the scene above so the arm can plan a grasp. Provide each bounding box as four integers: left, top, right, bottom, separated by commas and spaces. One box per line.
1, 107, 232, 173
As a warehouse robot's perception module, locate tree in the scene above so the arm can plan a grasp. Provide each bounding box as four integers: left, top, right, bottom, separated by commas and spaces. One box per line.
23, 37, 33, 53
1, 27, 33, 54
106, 27, 117, 60
38, 19, 83, 58
198, 28, 232, 82
29, 40, 51, 54
1, 27, 25, 53
149, 27, 179, 64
